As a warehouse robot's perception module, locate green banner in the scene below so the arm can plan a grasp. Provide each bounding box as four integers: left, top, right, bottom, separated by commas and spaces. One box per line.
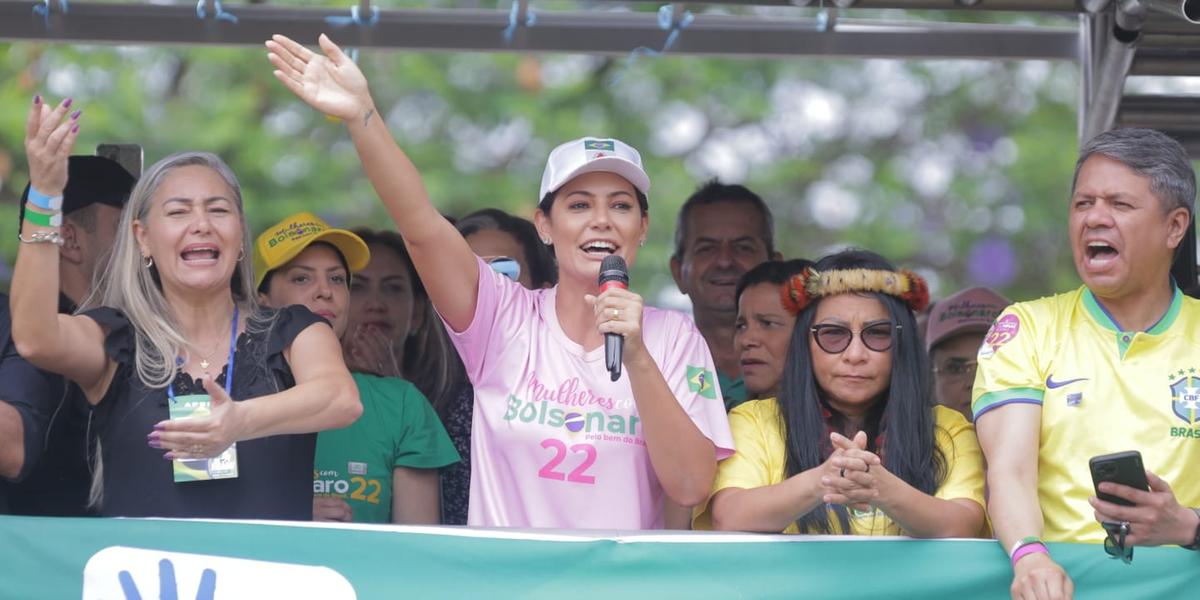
1, 515, 1198, 599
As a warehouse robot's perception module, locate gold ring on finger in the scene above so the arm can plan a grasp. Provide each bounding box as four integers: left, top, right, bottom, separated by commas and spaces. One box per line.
611, 308, 621, 319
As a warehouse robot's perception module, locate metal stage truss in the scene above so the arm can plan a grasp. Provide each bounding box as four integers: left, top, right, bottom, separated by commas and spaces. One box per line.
0, 0, 1197, 149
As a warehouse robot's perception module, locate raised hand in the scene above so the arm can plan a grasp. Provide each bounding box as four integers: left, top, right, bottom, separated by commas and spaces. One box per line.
266, 34, 373, 122
24, 95, 81, 197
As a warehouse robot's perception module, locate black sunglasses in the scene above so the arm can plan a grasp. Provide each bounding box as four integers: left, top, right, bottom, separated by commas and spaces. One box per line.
1102, 521, 1134, 564
810, 322, 899, 354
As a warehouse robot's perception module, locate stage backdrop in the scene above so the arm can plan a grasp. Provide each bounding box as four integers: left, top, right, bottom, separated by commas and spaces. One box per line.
1, 515, 1197, 599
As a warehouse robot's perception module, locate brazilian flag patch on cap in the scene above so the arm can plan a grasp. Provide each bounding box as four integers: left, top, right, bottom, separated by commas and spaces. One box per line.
584, 139, 616, 152
687, 365, 717, 400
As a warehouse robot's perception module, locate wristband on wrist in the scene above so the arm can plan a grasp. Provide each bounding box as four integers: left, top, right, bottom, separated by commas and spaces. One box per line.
24, 208, 62, 228
1009, 536, 1043, 558
26, 186, 63, 211
1011, 542, 1049, 567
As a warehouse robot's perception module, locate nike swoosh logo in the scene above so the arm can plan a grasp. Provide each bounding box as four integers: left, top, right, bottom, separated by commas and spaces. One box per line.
1046, 376, 1089, 389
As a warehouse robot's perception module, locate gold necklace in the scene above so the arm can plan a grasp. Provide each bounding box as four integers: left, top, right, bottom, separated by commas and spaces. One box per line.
192, 338, 224, 374
191, 313, 236, 375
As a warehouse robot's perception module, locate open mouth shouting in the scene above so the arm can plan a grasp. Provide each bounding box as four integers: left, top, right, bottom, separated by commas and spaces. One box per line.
1083, 239, 1120, 269
180, 243, 222, 266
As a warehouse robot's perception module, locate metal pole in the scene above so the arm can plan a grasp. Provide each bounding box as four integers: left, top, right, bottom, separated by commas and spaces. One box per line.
1079, 13, 1097, 144
589, 0, 1087, 10
1081, 9, 1141, 143
0, 4, 1080, 60
1141, 0, 1200, 24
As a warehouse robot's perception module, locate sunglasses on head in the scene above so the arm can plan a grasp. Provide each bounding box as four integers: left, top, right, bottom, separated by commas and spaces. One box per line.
810, 322, 898, 354
486, 257, 521, 282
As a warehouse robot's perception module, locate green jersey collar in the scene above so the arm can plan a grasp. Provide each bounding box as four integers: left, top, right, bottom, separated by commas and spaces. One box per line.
1082, 283, 1182, 335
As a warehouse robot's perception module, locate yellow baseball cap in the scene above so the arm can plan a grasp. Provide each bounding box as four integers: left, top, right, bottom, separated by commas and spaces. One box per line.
253, 211, 370, 289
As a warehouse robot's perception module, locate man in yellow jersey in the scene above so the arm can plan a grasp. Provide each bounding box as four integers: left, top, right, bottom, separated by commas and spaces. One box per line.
974, 128, 1200, 600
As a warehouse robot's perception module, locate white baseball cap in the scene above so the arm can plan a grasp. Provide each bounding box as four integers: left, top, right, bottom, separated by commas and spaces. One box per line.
538, 137, 652, 203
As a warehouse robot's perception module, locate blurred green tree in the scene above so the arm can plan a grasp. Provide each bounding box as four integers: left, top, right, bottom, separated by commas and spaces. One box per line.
0, 27, 1110, 305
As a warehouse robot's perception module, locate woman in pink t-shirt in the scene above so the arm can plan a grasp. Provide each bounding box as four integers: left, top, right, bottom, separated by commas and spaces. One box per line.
267, 34, 734, 529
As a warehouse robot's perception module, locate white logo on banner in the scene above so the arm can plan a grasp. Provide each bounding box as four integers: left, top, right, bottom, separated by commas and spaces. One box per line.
82, 546, 356, 599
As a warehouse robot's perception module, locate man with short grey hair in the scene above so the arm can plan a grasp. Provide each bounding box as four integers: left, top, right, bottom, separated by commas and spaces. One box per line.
670, 180, 781, 411
974, 128, 1200, 600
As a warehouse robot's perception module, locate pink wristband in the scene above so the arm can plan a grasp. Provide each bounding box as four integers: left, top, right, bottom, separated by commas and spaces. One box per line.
1010, 542, 1049, 567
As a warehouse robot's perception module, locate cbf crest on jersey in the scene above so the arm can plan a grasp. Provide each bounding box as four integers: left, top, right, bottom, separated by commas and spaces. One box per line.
1170, 369, 1200, 425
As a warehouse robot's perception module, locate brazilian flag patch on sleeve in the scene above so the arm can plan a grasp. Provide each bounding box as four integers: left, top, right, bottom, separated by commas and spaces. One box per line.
687, 365, 717, 400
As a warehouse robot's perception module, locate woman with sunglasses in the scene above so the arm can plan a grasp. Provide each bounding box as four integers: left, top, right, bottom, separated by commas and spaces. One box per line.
696, 249, 985, 537
267, 34, 732, 529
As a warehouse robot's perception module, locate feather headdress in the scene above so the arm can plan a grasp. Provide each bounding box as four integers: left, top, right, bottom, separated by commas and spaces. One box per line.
781, 267, 929, 315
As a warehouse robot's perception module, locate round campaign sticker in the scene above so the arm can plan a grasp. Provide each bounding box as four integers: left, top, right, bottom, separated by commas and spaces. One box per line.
978, 313, 1020, 359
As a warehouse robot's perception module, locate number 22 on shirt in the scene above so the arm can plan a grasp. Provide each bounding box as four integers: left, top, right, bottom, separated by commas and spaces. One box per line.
538, 438, 597, 484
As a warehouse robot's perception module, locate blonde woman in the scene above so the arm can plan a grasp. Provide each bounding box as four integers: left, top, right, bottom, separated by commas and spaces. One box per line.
11, 96, 361, 519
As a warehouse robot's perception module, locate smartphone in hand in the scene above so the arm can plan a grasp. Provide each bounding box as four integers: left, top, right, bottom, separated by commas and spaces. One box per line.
1089, 450, 1150, 507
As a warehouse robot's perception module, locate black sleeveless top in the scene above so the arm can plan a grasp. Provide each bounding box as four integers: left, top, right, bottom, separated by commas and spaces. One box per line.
82, 304, 322, 520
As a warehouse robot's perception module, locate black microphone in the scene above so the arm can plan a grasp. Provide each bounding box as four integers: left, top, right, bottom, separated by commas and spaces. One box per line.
599, 255, 628, 382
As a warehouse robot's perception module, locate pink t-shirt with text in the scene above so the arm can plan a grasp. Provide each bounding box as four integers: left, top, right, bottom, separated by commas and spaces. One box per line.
447, 258, 734, 529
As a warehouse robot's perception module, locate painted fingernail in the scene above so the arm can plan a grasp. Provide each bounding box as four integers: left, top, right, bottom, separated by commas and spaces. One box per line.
33, 95, 41, 105
154, 422, 166, 431
163, 453, 177, 460
71, 125, 79, 134
148, 440, 162, 449
63, 98, 72, 108
70, 110, 81, 120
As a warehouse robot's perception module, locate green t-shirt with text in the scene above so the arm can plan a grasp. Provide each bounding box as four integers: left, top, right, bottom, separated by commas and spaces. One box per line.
314, 373, 460, 523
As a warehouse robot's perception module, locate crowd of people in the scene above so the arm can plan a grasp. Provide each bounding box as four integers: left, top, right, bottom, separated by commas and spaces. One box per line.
0, 32, 1197, 599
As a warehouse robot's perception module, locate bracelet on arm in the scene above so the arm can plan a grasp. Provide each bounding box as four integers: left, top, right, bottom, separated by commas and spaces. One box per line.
23, 208, 62, 228
1182, 508, 1200, 550
26, 187, 63, 211
18, 230, 65, 246
1010, 542, 1049, 568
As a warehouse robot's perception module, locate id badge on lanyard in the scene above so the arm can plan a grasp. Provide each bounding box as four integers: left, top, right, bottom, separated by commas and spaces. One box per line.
169, 395, 239, 482
168, 306, 240, 483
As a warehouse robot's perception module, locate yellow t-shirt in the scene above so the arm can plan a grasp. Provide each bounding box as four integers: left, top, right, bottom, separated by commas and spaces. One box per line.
972, 285, 1200, 543
693, 398, 986, 535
